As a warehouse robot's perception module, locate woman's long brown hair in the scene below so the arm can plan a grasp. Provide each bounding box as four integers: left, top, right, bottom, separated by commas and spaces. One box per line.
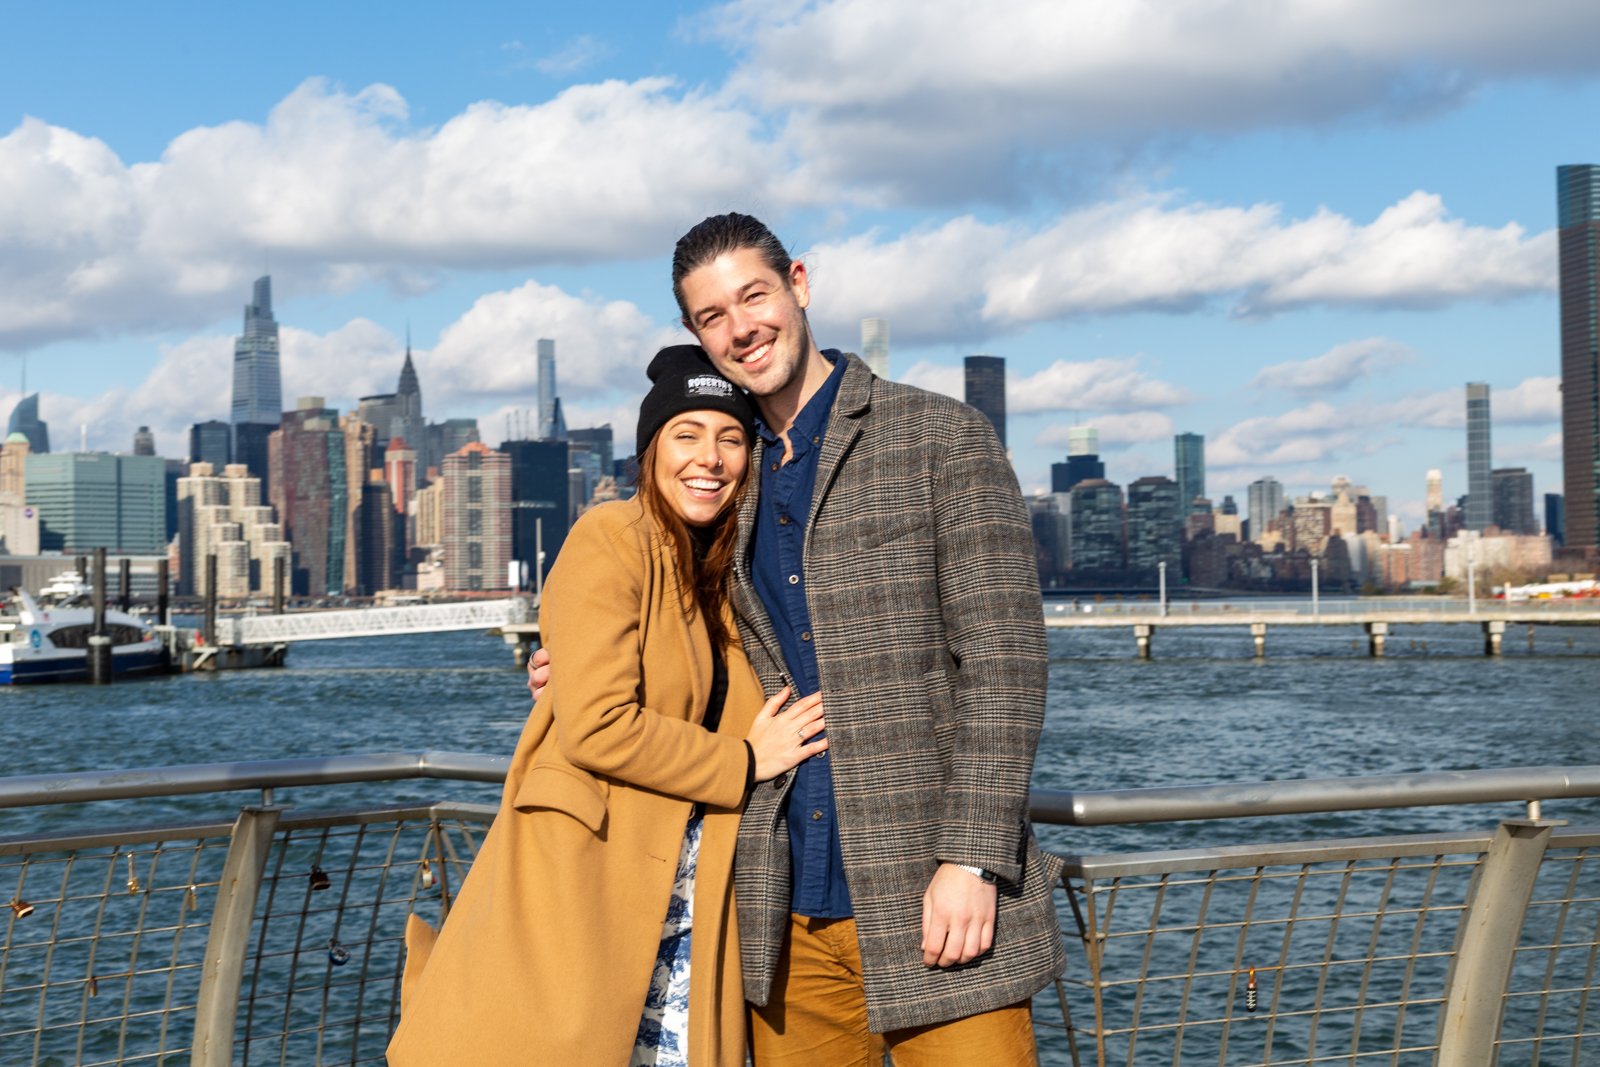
633, 432, 750, 651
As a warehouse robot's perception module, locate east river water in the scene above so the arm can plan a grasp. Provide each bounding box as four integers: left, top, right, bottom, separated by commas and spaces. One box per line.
2, 614, 1598, 1061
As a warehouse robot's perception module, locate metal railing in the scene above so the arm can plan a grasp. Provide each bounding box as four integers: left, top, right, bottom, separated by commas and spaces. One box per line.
213, 597, 532, 646
2, 754, 1598, 1065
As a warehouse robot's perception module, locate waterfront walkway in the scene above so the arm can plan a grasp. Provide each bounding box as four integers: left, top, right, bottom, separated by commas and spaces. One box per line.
1046, 597, 1600, 657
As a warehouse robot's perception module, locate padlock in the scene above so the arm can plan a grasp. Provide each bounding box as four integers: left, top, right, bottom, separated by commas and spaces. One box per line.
309, 865, 331, 892
1246, 966, 1259, 1013
88, 976, 98, 998
125, 854, 141, 895
8, 898, 32, 919
328, 937, 351, 966
419, 859, 435, 889
185, 885, 199, 910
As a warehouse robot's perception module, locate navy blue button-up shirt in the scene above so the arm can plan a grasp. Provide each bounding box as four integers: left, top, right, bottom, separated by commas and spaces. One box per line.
750, 351, 851, 918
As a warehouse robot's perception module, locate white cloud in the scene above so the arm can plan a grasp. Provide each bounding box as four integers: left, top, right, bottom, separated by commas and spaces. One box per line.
708, 0, 1600, 201
1208, 401, 1385, 469
1036, 411, 1174, 450
1496, 376, 1561, 424
801, 193, 1552, 345
1496, 431, 1562, 464
1008, 359, 1188, 414
1398, 376, 1562, 430
537, 35, 613, 76
1250, 338, 1415, 393
896, 360, 962, 399
0, 77, 794, 350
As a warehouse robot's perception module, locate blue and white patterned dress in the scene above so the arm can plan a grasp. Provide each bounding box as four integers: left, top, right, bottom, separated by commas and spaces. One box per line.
630, 809, 703, 1066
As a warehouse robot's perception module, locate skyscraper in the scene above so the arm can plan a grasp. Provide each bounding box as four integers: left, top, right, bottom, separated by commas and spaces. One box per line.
1558, 165, 1600, 552
1426, 469, 1444, 513
963, 355, 1006, 448
230, 276, 283, 430
6, 393, 49, 453
1069, 479, 1125, 572
1465, 382, 1492, 531
1492, 468, 1537, 535
1546, 492, 1566, 546
132, 426, 156, 456
861, 318, 889, 379
1247, 476, 1285, 543
1126, 476, 1183, 576
25, 452, 165, 554
537, 339, 559, 440
501, 440, 569, 584
189, 420, 232, 469
1049, 425, 1105, 493
269, 399, 348, 596
1175, 433, 1206, 515
442, 442, 512, 592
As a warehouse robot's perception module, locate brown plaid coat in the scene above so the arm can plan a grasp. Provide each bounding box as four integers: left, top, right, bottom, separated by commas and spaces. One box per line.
730, 354, 1066, 1032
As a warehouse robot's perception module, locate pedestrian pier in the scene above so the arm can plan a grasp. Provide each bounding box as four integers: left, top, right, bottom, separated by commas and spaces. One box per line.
3, 751, 1597, 1065
1045, 597, 1600, 658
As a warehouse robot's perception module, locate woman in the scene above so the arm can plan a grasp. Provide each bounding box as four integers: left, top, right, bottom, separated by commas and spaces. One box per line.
388, 345, 827, 1066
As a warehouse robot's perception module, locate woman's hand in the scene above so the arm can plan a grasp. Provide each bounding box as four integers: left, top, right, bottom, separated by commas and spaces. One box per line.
746, 687, 828, 782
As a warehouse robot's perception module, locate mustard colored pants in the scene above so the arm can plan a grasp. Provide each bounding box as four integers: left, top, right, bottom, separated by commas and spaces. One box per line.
749, 914, 1038, 1066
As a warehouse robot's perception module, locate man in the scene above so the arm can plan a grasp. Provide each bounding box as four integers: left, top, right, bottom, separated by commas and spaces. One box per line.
538, 213, 1063, 1063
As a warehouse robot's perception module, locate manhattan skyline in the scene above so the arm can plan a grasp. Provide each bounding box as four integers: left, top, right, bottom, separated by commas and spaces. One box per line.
3, 1, 1598, 528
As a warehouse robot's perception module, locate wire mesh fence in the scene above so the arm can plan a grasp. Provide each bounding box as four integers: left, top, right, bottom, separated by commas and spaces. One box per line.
1058, 829, 1600, 1065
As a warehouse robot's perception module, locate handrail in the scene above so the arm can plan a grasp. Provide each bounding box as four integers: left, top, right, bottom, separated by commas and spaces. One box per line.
3, 752, 1598, 826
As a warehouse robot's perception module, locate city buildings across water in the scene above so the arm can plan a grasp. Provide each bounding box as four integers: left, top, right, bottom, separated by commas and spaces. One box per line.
1465, 383, 1493, 532
1558, 164, 1600, 554
963, 355, 1006, 449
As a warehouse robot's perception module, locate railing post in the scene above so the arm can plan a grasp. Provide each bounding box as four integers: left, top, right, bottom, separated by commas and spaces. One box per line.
1436, 817, 1560, 1065
192, 806, 281, 1066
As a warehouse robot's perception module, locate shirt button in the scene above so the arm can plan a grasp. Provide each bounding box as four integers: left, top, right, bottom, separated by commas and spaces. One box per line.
772, 772, 789, 790
778, 514, 790, 525
812, 436, 820, 445
811, 809, 823, 821
770, 461, 779, 472
788, 574, 799, 585
801, 631, 811, 642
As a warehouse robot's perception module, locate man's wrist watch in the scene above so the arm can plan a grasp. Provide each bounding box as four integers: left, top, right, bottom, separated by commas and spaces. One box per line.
955, 863, 997, 884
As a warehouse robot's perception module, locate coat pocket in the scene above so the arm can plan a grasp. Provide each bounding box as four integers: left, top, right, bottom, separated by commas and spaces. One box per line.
512, 764, 608, 833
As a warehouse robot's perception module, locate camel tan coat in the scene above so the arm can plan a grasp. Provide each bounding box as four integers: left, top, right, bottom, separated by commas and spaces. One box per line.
388, 498, 763, 1067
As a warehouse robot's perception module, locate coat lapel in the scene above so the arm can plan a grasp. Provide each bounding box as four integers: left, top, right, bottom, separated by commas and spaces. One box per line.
732, 439, 785, 674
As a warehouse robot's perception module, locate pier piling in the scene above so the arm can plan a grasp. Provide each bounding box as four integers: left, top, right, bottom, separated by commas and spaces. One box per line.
1134, 623, 1153, 660
204, 555, 218, 647
118, 558, 130, 613
1250, 622, 1267, 657
1365, 621, 1388, 658
89, 548, 111, 685
1483, 620, 1506, 657
157, 560, 169, 627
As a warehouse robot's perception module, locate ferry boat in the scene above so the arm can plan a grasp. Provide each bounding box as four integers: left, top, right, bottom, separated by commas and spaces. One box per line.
0, 586, 166, 684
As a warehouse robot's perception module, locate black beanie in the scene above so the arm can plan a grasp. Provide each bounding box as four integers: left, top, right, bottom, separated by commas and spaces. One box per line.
636, 345, 755, 452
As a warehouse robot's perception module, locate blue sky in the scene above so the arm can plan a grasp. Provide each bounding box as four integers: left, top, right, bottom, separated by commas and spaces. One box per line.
4, 0, 1597, 528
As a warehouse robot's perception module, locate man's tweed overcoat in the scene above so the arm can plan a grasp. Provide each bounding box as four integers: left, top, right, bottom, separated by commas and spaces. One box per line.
729, 353, 1066, 1032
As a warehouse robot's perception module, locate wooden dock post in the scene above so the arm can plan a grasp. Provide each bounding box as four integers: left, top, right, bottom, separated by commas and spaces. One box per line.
1250, 622, 1267, 658
1134, 623, 1153, 660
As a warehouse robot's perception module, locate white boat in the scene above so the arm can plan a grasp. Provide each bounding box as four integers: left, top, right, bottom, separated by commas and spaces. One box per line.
1, 587, 167, 684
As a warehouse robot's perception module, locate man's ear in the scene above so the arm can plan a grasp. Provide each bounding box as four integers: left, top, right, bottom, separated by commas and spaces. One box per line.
789, 260, 811, 311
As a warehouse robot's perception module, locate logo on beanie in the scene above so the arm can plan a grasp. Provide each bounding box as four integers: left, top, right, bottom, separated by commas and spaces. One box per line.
686, 375, 735, 398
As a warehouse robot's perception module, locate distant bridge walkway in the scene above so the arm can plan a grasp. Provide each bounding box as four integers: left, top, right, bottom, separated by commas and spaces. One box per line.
1044, 597, 1600, 657
214, 598, 534, 646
